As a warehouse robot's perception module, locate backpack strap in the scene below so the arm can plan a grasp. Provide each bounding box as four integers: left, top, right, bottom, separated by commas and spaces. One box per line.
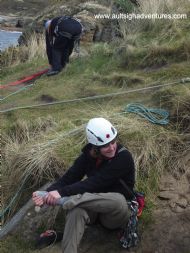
119, 178, 136, 200
54, 16, 70, 37
118, 147, 127, 153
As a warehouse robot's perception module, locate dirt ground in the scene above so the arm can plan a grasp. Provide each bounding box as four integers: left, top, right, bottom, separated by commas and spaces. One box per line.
137, 168, 190, 253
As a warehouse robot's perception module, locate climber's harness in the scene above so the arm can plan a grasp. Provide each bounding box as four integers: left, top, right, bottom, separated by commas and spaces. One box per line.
53, 16, 83, 53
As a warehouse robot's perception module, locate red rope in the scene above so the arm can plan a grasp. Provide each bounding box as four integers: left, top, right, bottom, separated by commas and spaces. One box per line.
0, 68, 49, 89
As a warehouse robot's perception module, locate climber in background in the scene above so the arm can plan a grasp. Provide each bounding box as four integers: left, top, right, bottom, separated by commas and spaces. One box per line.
45, 16, 82, 76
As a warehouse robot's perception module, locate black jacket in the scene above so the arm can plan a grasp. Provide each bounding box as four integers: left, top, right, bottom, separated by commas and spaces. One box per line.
47, 143, 135, 200
46, 16, 82, 48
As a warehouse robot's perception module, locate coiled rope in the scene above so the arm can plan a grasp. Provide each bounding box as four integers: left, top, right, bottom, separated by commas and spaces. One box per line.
124, 103, 169, 125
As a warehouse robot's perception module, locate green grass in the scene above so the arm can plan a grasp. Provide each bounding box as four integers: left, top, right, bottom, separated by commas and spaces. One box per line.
0, 235, 34, 253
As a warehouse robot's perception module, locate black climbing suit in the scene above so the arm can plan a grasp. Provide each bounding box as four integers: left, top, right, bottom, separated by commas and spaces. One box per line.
46, 16, 82, 72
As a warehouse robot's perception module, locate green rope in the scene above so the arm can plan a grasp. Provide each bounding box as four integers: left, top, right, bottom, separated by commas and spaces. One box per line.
0, 175, 30, 220
0, 83, 34, 103
124, 103, 169, 125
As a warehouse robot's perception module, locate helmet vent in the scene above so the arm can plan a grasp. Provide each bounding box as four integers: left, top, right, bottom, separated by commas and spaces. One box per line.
87, 129, 104, 143
111, 127, 115, 134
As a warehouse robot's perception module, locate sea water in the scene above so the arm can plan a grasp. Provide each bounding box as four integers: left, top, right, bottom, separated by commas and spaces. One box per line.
0, 29, 22, 51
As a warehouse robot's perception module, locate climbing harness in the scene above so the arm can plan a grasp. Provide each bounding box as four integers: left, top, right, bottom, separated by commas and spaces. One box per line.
125, 103, 169, 125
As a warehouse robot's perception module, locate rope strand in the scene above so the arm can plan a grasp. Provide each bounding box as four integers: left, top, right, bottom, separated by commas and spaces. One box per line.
1, 77, 189, 113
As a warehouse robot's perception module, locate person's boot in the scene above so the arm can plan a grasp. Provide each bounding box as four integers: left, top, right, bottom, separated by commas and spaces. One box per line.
35, 230, 63, 249
47, 70, 60, 76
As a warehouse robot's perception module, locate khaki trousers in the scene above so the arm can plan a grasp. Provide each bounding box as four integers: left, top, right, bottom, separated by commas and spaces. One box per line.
61, 192, 130, 253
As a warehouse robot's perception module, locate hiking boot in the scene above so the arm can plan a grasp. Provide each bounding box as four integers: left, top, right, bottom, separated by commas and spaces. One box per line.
35, 230, 63, 249
46, 70, 60, 76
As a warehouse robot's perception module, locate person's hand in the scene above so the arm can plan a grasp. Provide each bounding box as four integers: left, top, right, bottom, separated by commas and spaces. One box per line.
32, 192, 45, 206
44, 190, 61, 206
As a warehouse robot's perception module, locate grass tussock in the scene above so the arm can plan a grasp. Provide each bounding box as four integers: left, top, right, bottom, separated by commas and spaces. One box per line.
6, 116, 57, 143
117, 0, 190, 69
94, 71, 144, 87
141, 38, 190, 68
1, 117, 62, 219
154, 86, 190, 133
0, 33, 46, 67
138, 0, 188, 14
137, 0, 188, 32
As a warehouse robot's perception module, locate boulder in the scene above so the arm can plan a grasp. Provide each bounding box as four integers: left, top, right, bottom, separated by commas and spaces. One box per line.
158, 191, 179, 201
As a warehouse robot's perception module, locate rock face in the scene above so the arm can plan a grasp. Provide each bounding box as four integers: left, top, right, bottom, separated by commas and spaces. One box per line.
0, 15, 23, 31
40, 2, 118, 43
0, 0, 47, 29
1, 1, 121, 44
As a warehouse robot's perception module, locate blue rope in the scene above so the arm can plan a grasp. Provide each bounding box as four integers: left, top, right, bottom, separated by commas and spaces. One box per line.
124, 103, 169, 125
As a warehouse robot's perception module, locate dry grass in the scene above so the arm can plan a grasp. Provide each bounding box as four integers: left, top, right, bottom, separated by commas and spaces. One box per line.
152, 85, 190, 133
138, 0, 187, 14
118, 0, 189, 48
169, 94, 190, 134
1, 117, 61, 216
0, 33, 46, 67
1, 116, 86, 217
26, 33, 46, 61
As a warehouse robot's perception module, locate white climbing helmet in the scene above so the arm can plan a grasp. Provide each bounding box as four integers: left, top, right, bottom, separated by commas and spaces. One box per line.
86, 118, 117, 146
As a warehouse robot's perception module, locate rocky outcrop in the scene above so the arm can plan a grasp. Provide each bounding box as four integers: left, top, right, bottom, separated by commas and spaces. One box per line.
17, 1, 122, 45
41, 2, 116, 43
1, 1, 128, 44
